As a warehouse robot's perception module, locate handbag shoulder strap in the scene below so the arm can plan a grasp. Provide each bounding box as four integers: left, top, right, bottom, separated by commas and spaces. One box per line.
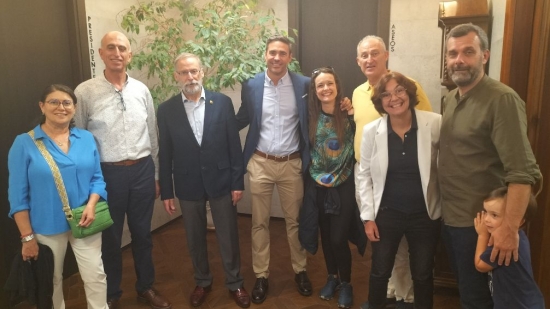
27, 130, 73, 221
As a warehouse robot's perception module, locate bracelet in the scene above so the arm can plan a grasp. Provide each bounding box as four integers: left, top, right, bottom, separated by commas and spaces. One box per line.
21, 234, 35, 243
20, 232, 33, 238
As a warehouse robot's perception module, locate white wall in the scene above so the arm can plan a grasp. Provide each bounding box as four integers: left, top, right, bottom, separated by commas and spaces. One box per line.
388, 0, 443, 113
488, 0, 506, 80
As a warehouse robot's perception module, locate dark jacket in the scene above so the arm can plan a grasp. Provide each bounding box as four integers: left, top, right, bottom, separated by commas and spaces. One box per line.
157, 90, 244, 201
4, 243, 54, 309
299, 174, 367, 255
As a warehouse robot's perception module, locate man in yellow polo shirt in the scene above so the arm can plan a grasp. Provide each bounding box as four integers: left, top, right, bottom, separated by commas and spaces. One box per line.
353, 35, 432, 309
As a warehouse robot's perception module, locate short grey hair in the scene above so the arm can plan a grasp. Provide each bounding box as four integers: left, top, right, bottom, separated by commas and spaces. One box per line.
446, 23, 489, 51
356, 35, 387, 55
174, 52, 202, 68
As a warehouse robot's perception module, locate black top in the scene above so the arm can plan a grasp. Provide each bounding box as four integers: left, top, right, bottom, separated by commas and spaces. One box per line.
380, 109, 426, 214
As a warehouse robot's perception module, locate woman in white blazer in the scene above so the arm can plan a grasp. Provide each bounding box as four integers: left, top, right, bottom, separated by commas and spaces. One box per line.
356, 72, 441, 309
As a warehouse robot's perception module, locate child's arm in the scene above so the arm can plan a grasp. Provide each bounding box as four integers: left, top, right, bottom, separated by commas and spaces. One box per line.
474, 212, 495, 273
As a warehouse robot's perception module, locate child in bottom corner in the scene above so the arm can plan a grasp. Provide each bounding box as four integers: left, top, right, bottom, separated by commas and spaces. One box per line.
474, 186, 545, 309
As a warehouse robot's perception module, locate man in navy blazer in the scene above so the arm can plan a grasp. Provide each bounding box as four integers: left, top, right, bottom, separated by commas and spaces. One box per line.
235, 35, 312, 303
157, 53, 250, 308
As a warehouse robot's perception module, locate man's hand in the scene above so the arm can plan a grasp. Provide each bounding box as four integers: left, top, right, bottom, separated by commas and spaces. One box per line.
473, 212, 488, 237
365, 221, 380, 242
155, 180, 160, 199
231, 190, 243, 206
340, 97, 353, 115
488, 220, 519, 266
163, 199, 176, 215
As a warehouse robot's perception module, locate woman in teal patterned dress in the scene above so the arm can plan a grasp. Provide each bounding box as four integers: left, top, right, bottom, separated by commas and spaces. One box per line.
305, 67, 359, 308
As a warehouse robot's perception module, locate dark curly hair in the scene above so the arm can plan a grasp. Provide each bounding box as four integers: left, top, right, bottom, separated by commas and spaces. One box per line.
371, 71, 418, 116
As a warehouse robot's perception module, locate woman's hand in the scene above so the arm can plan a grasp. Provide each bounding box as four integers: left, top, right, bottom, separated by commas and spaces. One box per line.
79, 203, 96, 227
365, 220, 380, 242
22, 238, 39, 261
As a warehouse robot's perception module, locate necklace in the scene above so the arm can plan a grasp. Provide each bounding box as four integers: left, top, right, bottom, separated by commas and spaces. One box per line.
55, 139, 68, 146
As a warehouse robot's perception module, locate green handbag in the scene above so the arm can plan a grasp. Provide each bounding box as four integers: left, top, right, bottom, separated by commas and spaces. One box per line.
28, 130, 113, 238
68, 201, 113, 238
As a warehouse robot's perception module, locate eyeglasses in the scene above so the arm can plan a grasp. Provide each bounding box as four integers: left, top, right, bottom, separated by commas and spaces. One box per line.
379, 86, 408, 101
312, 66, 335, 76
176, 69, 201, 77
115, 90, 126, 111
46, 99, 74, 108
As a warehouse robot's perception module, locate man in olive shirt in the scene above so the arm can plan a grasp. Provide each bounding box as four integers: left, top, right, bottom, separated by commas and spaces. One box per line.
439, 24, 541, 309
353, 35, 432, 309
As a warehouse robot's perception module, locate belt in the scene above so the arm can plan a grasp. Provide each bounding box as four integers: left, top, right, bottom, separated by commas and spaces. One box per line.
102, 157, 147, 166
254, 150, 300, 162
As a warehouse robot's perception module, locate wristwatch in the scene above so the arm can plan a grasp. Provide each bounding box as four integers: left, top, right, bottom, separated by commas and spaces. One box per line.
21, 234, 35, 243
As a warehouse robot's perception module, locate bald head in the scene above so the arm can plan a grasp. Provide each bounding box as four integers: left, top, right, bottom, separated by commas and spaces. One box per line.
99, 31, 132, 74
101, 31, 131, 51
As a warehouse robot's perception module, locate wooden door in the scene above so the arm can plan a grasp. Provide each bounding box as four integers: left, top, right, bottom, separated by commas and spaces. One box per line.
289, 0, 385, 98
0, 1, 89, 306
500, 0, 550, 302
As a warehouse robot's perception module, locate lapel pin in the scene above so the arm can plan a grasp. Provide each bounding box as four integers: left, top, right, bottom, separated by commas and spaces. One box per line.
209, 100, 213, 104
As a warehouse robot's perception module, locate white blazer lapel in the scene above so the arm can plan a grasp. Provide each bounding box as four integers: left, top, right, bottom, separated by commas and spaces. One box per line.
374, 116, 389, 188
416, 111, 432, 197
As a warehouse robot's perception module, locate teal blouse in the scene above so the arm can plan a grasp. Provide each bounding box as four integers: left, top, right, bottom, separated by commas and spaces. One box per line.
309, 112, 354, 187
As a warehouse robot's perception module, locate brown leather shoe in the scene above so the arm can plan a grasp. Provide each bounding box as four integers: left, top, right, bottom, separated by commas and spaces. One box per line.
189, 285, 212, 307
230, 287, 251, 308
107, 298, 119, 309
137, 288, 172, 309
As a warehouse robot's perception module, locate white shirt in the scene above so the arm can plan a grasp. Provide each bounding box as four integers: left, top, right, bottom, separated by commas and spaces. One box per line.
74, 73, 159, 179
257, 71, 300, 156
181, 88, 206, 145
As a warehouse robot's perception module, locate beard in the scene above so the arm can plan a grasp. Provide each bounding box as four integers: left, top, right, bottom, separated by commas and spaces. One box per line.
179, 80, 202, 95
448, 59, 484, 87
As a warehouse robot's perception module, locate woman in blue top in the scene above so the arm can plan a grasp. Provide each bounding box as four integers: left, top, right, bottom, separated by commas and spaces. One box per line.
8, 84, 108, 309
305, 67, 358, 308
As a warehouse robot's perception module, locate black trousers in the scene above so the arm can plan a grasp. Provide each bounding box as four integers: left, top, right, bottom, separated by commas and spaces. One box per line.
315, 177, 355, 282
100, 156, 156, 299
368, 207, 441, 309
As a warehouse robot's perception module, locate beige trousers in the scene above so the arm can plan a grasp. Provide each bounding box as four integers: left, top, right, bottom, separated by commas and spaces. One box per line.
247, 154, 307, 278
36, 231, 108, 309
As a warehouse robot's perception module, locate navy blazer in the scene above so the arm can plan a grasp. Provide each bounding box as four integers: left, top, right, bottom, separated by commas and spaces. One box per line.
157, 90, 244, 201
236, 71, 311, 172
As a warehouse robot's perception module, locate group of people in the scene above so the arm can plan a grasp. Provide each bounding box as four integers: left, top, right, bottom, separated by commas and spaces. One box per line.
7, 22, 545, 309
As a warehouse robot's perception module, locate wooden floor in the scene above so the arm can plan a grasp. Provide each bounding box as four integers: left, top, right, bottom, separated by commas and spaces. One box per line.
32, 215, 461, 308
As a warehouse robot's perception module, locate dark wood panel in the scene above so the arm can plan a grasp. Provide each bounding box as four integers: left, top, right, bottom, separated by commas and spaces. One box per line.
502, 0, 550, 302
295, 0, 379, 98
0, 1, 87, 307
524, 0, 550, 302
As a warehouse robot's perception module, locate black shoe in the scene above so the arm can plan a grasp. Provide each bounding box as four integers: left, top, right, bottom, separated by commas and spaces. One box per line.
251, 277, 268, 304
295, 271, 312, 296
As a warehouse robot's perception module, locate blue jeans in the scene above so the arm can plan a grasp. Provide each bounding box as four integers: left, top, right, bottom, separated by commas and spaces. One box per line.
442, 224, 493, 309
368, 207, 440, 309
101, 156, 156, 300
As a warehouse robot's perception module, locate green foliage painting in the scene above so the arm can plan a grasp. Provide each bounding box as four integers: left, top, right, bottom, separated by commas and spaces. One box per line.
120, 0, 302, 103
